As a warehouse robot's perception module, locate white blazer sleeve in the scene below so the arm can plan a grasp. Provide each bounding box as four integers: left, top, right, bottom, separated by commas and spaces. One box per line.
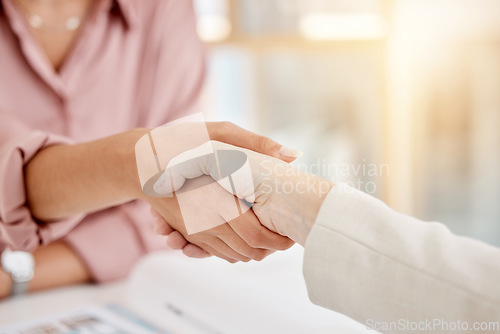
303, 184, 500, 331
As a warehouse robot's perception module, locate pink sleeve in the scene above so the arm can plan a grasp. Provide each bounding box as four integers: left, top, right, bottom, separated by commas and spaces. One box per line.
0, 113, 84, 251
62, 202, 167, 283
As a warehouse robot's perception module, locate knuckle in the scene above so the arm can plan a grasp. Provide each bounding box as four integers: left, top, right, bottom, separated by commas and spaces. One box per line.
215, 121, 234, 136
247, 231, 265, 248
278, 238, 296, 250
253, 135, 271, 153
236, 254, 250, 262
252, 250, 268, 262
220, 121, 234, 128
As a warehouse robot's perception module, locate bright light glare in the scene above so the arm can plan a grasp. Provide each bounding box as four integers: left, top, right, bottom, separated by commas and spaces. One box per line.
299, 13, 386, 40
197, 16, 232, 42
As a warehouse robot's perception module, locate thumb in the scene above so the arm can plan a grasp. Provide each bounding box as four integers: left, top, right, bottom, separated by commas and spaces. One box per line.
208, 122, 302, 163
153, 141, 256, 203
153, 141, 216, 195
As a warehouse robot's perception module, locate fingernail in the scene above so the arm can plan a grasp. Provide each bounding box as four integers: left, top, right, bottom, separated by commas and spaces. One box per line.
278, 146, 303, 158
154, 175, 166, 193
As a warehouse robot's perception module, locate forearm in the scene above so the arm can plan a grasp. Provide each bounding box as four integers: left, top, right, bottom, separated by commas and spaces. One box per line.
304, 184, 500, 325
29, 241, 91, 292
0, 241, 91, 299
25, 129, 147, 221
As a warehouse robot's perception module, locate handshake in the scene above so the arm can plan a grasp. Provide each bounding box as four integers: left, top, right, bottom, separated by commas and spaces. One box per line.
134, 120, 500, 326
135, 119, 333, 263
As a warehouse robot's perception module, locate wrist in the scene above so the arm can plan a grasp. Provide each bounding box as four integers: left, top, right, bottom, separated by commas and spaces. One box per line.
289, 175, 334, 246
118, 128, 152, 199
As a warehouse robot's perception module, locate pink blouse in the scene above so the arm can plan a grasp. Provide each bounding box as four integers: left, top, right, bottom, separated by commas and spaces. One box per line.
0, 0, 205, 282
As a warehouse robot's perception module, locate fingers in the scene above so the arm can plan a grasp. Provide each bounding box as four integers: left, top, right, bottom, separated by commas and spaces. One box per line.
164, 229, 250, 262
154, 218, 174, 235
182, 244, 211, 258
203, 235, 252, 262
153, 200, 291, 262
213, 223, 271, 262
151, 207, 174, 235
162, 229, 212, 258
199, 242, 239, 264
158, 215, 283, 261
229, 209, 295, 251
207, 122, 302, 162
166, 231, 189, 250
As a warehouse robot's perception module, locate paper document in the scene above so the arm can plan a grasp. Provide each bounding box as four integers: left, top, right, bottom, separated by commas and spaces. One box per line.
0, 304, 169, 334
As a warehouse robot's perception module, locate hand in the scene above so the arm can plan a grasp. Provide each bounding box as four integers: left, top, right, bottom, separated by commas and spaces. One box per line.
147, 183, 293, 262
136, 122, 299, 261
154, 141, 334, 246
151, 207, 210, 258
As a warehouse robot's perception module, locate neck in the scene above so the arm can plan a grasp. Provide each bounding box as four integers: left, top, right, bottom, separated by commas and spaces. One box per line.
13, 0, 94, 32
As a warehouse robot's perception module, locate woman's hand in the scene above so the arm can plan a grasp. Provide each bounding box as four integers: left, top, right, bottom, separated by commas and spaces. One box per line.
154, 141, 334, 247
151, 207, 212, 258
139, 122, 299, 262
147, 186, 293, 262
151, 207, 211, 258
205, 122, 301, 164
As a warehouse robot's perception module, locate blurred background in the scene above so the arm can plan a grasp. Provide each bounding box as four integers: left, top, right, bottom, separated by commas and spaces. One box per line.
193, 0, 500, 246
2, 2, 500, 331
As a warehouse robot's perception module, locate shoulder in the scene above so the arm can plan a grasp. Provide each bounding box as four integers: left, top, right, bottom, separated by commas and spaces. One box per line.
131, 0, 201, 62
132, 0, 197, 30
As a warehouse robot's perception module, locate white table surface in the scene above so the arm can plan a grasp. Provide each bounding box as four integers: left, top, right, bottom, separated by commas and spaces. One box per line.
0, 246, 374, 334
0, 281, 127, 326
